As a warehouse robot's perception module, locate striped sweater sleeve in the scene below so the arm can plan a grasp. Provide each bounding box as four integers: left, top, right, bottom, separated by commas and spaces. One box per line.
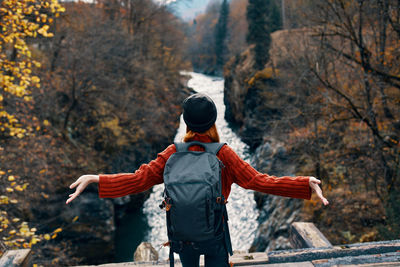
98, 144, 176, 198
219, 145, 311, 200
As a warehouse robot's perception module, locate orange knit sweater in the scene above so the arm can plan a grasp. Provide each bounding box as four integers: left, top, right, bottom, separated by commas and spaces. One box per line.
98, 133, 311, 201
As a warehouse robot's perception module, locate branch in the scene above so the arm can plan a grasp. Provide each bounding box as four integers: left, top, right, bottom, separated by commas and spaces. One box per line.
310, 68, 393, 148
322, 41, 400, 90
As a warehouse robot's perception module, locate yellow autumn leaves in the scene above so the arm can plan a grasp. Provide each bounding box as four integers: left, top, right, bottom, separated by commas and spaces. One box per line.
0, 0, 64, 138
1, 1, 64, 251
1, 172, 29, 194
1, 170, 32, 249
0, 172, 19, 205
43, 227, 62, 240
1, 165, 82, 252
3, 220, 63, 249
0, 169, 69, 249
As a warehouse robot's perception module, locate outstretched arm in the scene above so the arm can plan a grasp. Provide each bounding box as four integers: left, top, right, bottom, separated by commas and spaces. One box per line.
309, 177, 329, 205
66, 144, 176, 204
66, 174, 99, 204
219, 145, 329, 205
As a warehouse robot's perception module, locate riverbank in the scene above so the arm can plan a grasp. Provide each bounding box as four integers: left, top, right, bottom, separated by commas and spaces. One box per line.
223, 27, 397, 251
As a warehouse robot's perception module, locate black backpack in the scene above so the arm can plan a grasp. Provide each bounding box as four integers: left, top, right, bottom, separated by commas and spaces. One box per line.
160, 141, 232, 266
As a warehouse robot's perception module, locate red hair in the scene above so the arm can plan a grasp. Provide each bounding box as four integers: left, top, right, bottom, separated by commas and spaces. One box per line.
183, 124, 220, 143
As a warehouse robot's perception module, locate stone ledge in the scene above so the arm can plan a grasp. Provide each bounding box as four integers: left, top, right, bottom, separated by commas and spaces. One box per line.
311, 251, 400, 267
0, 249, 31, 267
268, 240, 400, 263
290, 222, 332, 249
70, 244, 400, 266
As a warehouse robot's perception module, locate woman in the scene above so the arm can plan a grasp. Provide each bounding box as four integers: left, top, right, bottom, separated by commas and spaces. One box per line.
66, 93, 329, 267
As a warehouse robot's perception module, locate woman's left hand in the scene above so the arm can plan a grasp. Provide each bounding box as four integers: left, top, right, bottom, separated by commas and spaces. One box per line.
66, 174, 99, 204
309, 177, 329, 206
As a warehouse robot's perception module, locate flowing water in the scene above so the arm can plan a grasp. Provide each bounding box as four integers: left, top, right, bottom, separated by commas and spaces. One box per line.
142, 72, 259, 260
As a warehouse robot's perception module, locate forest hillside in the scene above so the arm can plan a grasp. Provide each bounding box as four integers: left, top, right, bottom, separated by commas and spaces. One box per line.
1, 0, 190, 265
223, 0, 400, 249
1, 0, 399, 266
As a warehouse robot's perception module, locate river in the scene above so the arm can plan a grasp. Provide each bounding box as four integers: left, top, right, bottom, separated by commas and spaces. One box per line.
115, 72, 259, 261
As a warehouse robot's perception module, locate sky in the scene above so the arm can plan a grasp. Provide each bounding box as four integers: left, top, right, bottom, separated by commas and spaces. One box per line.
72, 0, 213, 21
165, 0, 212, 21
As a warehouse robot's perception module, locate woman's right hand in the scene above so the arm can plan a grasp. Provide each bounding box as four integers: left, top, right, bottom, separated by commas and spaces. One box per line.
66, 175, 99, 204
309, 176, 329, 206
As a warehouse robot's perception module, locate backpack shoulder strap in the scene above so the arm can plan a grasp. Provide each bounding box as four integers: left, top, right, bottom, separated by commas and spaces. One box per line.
174, 142, 187, 152
174, 142, 226, 154
203, 142, 226, 155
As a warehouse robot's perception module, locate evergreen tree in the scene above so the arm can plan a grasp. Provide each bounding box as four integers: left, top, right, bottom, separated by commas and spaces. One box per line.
215, 0, 230, 73
246, 0, 281, 70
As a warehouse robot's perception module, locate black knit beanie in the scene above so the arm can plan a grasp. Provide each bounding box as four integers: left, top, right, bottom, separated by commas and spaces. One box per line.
183, 93, 217, 133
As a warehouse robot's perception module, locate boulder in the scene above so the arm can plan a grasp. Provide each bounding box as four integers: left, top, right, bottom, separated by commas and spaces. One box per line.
133, 242, 158, 262
249, 140, 303, 252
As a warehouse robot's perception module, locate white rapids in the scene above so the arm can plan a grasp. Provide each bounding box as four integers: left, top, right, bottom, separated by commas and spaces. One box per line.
142, 72, 259, 260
